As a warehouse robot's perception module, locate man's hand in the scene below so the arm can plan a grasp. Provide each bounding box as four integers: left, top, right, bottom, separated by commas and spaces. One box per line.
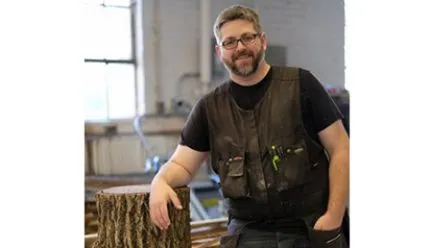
313, 212, 343, 231
148, 145, 208, 230
149, 177, 183, 230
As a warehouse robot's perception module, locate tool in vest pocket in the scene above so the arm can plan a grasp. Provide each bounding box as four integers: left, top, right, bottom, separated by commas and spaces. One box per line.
232, 156, 243, 161
294, 147, 304, 154
276, 146, 284, 158
270, 145, 280, 171
226, 156, 243, 166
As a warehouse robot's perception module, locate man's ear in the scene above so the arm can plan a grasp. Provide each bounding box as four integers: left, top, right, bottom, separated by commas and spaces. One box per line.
215, 44, 222, 58
260, 32, 268, 50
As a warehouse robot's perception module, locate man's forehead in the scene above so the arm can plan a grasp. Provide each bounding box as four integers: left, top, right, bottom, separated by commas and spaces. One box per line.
220, 20, 255, 39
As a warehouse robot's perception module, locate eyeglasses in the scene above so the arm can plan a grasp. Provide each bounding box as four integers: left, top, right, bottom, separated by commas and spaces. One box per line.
220, 33, 260, 50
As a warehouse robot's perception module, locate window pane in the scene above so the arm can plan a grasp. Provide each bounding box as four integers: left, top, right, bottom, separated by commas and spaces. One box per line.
104, 7, 133, 59
84, 0, 102, 5
104, 0, 132, 7
83, 62, 136, 121
83, 5, 132, 59
106, 63, 136, 119
84, 0, 132, 7
84, 63, 109, 121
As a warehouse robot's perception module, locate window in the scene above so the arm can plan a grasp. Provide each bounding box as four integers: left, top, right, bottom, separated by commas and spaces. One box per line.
83, 0, 137, 122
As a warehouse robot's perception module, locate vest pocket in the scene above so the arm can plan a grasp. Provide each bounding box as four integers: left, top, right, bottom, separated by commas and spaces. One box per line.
272, 145, 311, 191
218, 156, 250, 199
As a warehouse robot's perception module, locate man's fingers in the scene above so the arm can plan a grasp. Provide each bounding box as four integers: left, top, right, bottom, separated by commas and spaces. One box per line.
150, 204, 163, 230
169, 190, 183, 209
154, 206, 165, 230
149, 186, 182, 231
160, 202, 170, 229
313, 218, 324, 230
150, 201, 168, 230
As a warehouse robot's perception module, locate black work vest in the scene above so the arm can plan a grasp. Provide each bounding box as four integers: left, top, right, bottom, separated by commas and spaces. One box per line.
204, 66, 330, 221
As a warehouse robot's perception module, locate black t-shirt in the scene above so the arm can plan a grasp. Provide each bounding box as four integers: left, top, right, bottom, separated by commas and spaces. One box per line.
180, 67, 343, 151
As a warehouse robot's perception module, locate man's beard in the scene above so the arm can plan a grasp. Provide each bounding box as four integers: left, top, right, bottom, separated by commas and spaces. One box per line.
223, 47, 264, 77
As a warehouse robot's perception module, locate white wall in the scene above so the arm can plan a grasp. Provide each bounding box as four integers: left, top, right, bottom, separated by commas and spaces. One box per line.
86, 0, 345, 176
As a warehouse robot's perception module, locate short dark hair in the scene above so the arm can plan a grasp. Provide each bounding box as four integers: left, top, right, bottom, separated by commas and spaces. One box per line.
213, 5, 262, 43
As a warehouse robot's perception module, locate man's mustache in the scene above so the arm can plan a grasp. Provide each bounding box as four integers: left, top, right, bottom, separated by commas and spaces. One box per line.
233, 50, 254, 60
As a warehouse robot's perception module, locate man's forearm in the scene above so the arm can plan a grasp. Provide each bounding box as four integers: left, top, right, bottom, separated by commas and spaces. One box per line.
154, 161, 194, 188
327, 148, 350, 221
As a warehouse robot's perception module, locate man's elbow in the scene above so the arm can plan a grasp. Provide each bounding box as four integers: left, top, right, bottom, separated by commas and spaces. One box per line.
332, 145, 348, 156
170, 159, 195, 178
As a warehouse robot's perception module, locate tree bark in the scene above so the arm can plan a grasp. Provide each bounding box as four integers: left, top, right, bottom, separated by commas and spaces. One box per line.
91, 184, 191, 248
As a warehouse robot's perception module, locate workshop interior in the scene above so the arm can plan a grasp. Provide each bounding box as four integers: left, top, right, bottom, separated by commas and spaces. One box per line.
84, 0, 349, 246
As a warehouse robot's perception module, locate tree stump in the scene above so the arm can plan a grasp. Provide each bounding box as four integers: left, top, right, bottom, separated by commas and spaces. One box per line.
91, 184, 191, 248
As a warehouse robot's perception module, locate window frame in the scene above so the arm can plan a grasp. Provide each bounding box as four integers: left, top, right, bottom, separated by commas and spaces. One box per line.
83, 0, 139, 123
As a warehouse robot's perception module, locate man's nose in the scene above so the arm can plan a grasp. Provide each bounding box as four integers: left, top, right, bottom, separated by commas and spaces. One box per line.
236, 40, 247, 50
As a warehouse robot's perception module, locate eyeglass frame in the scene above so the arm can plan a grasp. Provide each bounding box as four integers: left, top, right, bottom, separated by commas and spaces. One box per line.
219, 32, 262, 50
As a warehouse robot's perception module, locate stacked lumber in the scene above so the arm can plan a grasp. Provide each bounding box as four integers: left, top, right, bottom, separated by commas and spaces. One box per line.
85, 200, 98, 234
191, 218, 228, 248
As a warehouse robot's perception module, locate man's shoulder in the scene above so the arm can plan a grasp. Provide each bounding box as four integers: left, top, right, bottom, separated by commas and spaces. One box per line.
202, 81, 230, 101
270, 65, 312, 82
269, 65, 322, 102
272, 65, 319, 87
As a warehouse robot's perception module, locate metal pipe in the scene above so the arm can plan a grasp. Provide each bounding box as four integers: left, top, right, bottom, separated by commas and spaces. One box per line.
174, 72, 200, 96
190, 189, 211, 220
200, 0, 211, 94
152, 0, 162, 106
